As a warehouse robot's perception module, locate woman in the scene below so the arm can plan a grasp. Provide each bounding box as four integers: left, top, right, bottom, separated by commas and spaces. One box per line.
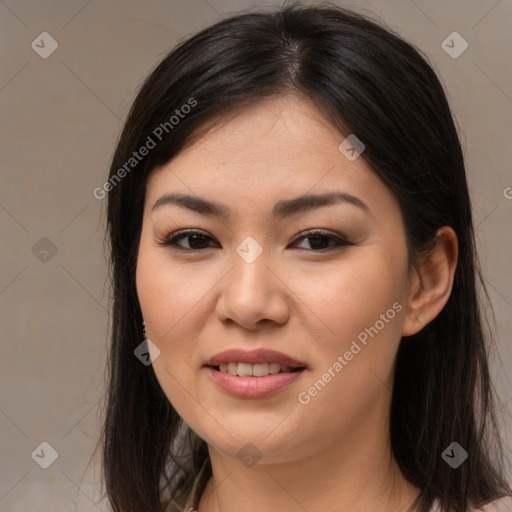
100, 3, 512, 511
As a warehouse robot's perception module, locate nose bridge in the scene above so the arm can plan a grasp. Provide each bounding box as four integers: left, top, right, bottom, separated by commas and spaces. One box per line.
217, 237, 289, 327
231, 237, 273, 302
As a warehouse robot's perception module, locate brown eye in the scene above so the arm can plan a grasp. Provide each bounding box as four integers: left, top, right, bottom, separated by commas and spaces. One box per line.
158, 230, 218, 251
158, 228, 353, 252
290, 229, 353, 251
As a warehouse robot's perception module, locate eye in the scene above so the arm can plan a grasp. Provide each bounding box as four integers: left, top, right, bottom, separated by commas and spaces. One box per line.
290, 229, 353, 251
157, 228, 353, 252
157, 230, 218, 251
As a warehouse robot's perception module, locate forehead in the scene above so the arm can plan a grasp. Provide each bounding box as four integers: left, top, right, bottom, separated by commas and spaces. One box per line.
145, 95, 396, 220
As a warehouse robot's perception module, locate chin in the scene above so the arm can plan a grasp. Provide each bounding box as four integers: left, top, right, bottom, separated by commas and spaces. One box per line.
199, 425, 307, 463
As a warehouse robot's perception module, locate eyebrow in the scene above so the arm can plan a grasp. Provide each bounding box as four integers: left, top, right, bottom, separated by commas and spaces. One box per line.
151, 191, 371, 219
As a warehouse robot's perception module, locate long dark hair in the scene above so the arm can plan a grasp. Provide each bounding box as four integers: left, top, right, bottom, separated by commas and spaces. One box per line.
99, 3, 511, 511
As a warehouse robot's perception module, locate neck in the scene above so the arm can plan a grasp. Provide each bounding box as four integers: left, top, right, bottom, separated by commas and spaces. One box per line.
196, 402, 420, 512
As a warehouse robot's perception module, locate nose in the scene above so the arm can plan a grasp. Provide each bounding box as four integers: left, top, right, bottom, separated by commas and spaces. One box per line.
215, 249, 290, 331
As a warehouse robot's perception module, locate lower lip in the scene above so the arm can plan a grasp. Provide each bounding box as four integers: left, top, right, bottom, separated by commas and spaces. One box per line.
205, 366, 306, 398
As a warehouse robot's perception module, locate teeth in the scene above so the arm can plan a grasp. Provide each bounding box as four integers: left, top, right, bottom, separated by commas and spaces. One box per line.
217, 362, 300, 377
252, 363, 268, 377
269, 362, 281, 374
237, 363, 253, 377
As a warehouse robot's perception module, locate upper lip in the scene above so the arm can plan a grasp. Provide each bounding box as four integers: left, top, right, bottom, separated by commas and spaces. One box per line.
205, 348, 307, 369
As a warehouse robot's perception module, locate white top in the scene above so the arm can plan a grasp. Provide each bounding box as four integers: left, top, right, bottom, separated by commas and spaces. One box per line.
180, 492, 512, 511
430, 496, 512, 511
180, 462, 512, 512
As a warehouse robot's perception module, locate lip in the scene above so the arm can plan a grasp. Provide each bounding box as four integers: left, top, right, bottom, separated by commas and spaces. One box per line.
204, 348, 307, 369
206, 366, 306, 398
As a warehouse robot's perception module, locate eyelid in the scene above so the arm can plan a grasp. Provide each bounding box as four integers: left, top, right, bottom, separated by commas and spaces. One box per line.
291, 228, 349, 244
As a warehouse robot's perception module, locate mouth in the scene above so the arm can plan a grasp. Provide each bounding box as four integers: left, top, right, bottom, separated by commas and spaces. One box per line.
205, 348, 307, 372
204, 348, 307, 397
207, 362, 306, 377
205, 364, 306, 398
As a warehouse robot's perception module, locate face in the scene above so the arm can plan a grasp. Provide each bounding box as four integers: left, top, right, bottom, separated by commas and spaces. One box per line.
136, 95, 412, 463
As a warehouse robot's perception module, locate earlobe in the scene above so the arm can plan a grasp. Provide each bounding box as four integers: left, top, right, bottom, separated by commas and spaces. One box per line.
401, 226, 458, 337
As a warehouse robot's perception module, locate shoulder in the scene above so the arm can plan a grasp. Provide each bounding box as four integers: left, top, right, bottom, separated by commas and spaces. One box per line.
474, 496, 512, 512
430, 496, 512, 512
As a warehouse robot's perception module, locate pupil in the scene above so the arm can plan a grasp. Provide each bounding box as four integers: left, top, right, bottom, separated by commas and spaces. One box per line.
309, 235, 328, 250
189, 234, 207, 249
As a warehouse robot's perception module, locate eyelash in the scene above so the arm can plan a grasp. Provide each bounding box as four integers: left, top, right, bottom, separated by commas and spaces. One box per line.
157, 229, 353, 252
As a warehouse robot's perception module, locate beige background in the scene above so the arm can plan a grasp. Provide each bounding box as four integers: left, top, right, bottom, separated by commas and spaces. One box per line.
0, 0, 511, 510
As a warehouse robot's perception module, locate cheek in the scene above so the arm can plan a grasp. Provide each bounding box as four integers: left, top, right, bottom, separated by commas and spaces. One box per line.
136, 250, 204, 420
135, 243, 218, 404
300, 248, 407, 347
296, 246, 408, 410
136, 243, 210, 337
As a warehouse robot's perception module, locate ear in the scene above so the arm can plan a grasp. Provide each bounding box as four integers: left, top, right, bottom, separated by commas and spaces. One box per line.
401, 226, 458, 337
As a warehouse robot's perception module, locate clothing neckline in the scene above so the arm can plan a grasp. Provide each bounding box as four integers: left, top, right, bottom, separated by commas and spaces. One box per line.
181, 458, 211, 511
179, 466, 512, 512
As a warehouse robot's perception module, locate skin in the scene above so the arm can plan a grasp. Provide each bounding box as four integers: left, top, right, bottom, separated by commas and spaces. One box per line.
136, 94, 458, 512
